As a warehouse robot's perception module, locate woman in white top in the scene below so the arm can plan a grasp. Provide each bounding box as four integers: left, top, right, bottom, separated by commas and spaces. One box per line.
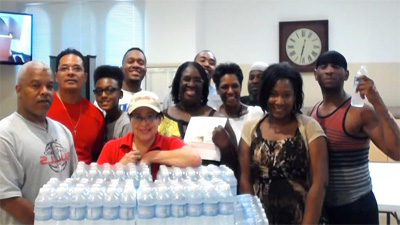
212, 62, 264, 144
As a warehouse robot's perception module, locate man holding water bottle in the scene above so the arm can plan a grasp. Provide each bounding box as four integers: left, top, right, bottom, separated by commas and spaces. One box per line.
309, 50, 400, 224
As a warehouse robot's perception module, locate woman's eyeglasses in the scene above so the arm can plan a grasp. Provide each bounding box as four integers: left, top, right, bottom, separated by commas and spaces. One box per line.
130, 114, 158, 124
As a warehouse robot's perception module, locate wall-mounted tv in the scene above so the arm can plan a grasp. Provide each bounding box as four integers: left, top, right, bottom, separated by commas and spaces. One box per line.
0, 11, 32, 65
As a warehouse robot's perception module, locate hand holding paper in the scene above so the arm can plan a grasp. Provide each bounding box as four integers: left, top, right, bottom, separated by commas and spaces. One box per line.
212, 125, 230, 149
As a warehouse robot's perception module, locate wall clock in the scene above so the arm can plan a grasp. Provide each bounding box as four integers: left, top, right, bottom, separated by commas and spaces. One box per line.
279, 20, 328, 72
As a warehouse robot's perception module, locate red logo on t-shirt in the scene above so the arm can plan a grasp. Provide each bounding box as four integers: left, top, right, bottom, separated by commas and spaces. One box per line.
40, 140, 70, 172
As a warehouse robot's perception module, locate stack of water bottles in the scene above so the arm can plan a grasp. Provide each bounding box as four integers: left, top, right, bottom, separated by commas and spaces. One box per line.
234, 194, 268, 225
34, 161, 267, 225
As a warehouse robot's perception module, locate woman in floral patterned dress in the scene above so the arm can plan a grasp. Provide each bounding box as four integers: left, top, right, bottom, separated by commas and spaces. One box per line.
239, 63, 328, 225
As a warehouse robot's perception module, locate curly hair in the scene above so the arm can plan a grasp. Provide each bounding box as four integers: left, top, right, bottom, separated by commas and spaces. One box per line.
93, 65, 124, 89
212, 62, 243, 89
259, 62, 304, 113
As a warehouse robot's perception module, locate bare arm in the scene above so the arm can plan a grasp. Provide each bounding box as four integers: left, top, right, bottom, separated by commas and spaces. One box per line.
302, 136, 328, 225
141, 145, 202, 167
0, 197, 34, 225
238, 138, 254, 194
357, 75, 400, 160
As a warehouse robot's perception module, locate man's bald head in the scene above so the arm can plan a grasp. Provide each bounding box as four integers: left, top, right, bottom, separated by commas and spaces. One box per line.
15, 60, 54, 125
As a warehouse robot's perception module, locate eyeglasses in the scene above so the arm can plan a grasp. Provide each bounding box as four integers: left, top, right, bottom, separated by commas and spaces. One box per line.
93, 86, 119, 96
130, 114, 159, 124
58, 65, 84, 73
181, 77, 204, 84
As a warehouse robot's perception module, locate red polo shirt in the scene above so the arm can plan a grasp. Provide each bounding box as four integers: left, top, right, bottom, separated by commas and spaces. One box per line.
97, 132, 185, 179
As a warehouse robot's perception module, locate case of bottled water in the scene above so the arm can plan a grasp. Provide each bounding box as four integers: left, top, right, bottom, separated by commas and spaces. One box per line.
35, 163, 267, 225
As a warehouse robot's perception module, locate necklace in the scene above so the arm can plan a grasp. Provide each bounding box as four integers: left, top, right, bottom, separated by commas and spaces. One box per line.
56, 92, 82, 136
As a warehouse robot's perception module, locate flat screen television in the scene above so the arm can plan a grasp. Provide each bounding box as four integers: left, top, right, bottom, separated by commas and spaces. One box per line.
0, 11, 32, 65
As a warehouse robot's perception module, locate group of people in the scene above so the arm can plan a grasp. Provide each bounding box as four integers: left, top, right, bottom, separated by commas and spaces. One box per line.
0, 46, 399, 225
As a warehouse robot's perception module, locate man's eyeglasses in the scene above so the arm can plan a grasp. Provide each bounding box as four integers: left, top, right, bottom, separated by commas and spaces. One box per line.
93, 86, 119, 96
58, 65, 84, 73
130, 114, 159, 124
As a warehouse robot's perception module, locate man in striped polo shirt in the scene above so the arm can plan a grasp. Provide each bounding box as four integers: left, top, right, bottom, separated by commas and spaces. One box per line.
309, 50, 400, 224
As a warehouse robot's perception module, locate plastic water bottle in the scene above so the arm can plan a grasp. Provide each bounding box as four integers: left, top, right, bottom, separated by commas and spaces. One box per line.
119, 187, 136, 223
173, 167, 183, 181
156, 166, 170, 183
103, 187, 120, 221
88, 169, 101, 182
154, 184, 172, 225
52, 187, 70, 223
186, 184, 203, 225
136, 184, 156, 225
208, 165, 222, 180
202, 183, 219, 225
186, 167, 197, 181
218, 183, 235, 225
170, 185, 187, 225
128, 168, 140, 188
102, 169, 113, 182
86, 187, 103, 221
72, 162, 88, 179
233, 203, 245, 225
351, 65, 369, 107
141, 169, 153, 184
116, 169, 127, 181
221, 166, 238, 196
199, 166, 211, 181
34, 187, 53, 224
69, 187, 87, 224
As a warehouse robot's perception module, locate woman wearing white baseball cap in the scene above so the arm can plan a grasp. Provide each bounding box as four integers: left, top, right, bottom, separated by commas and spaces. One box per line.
97, 90, 202, 179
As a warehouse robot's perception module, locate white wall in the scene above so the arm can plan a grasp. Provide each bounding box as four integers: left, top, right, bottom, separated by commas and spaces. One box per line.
144, 0, 400, 107
1, 0, 400, 119
145, 0, 400, 63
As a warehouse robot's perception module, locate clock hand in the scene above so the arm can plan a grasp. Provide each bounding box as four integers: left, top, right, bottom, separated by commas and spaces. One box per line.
300, 39, 306, 57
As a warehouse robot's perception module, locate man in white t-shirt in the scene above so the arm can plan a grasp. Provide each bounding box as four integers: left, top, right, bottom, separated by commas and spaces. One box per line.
0, 61, 78, 225
118, 47, 147, 111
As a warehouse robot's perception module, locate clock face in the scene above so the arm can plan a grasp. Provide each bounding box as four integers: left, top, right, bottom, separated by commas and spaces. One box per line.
285, 28, 322, 66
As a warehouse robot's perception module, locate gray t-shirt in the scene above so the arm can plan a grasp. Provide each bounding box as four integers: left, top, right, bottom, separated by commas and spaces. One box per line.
106, 111, 132, 142
0, 112, 78, 225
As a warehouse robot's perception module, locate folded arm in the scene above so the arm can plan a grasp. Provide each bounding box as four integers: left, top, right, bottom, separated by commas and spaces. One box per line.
141, 145, 202, 167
